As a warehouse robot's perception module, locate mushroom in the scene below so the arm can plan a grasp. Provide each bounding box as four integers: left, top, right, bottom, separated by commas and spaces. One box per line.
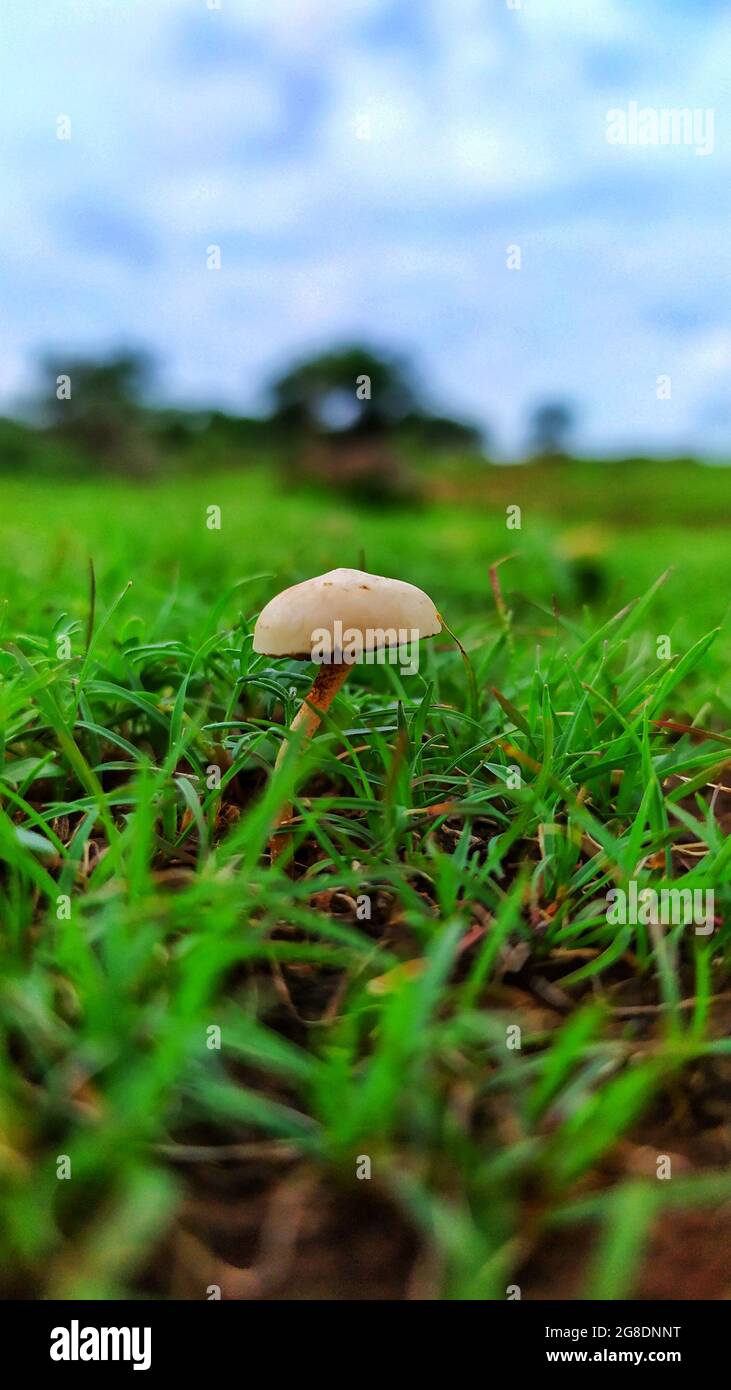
253, 567, 441, 859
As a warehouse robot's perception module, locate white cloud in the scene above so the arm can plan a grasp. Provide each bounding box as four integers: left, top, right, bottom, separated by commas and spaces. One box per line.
0, 0, 729, 454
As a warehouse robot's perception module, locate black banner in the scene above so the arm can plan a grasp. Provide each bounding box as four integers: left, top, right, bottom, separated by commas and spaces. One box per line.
0, 1299, 720, 1376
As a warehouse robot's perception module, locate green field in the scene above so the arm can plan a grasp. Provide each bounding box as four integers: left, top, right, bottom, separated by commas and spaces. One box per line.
3, 457, 731, 625
1, 459, 730, 1299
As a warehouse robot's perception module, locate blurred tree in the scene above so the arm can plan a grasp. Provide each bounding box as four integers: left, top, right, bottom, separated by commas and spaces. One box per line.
0, 418, 34, 471
270, 345, 418, 437
38, 350, 159, 475
269, 345, 485, 500
14, 342, 485, 485
528, 401, 576, 459
399, 410, 484, 452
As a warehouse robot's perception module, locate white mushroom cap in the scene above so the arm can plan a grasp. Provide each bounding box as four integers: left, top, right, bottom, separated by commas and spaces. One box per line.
253, 567, 441, 658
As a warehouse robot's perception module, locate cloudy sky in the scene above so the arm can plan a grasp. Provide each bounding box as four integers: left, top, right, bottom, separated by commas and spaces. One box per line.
2, 0, 731, 456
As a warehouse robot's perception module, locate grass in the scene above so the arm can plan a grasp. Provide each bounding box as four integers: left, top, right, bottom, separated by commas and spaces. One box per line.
1, 457, 730, 1299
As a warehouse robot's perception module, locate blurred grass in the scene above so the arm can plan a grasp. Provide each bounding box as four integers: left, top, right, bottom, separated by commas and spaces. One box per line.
1, 458, 730, 635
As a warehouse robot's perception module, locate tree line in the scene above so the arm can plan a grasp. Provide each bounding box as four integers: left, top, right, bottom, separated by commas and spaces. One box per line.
0, 345, 576, 484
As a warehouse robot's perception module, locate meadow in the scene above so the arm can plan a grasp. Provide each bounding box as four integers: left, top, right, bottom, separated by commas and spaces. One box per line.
0, 456, 730, 1299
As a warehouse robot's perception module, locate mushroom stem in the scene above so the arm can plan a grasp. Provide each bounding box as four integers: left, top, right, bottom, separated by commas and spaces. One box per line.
269, 660, 350, 861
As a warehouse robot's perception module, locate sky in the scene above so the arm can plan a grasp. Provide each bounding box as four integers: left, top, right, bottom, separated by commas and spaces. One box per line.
2, 0, 731, 457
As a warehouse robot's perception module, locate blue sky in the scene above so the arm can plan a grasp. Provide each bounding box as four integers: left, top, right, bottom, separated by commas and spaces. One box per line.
2, 0, 731, 456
